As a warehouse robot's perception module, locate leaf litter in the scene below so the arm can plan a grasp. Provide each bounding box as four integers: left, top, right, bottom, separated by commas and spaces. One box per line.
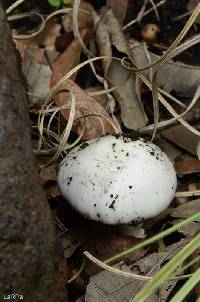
7, 0, 200, 301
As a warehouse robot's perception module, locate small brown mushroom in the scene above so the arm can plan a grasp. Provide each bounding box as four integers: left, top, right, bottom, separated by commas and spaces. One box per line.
141, 23, 160, 42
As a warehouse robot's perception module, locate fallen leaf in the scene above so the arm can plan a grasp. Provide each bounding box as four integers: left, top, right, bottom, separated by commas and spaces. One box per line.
105, 9, 131, 56
62, 1, 94, 31
15, 19, 61, 52
51, 29, 88, 81
22, 48, 52, 106
107, 0, 129, 25
40, 165, 57, 183
50, 79, 115, 139
96, 9, 147, 130
60, 224, 141, 259
175, 157, 200, 175
96, 16, 112, 74
107, 60, 148, 129
45, 182, 60, 198
85, 86, 111, 110
176, 221, 200, 237
130, 41, 200, 97
82, 234, 147, 276
86, 263, 150, 302
171, 199, 200, 219
157, 137, 182, 165
77, 1, 94, 29
55, 32, 74, 52
162, 124, 199, 155
85, 247, 181, 302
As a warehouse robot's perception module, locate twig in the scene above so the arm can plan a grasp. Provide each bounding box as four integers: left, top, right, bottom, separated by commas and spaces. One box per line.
123, 0, 166, 30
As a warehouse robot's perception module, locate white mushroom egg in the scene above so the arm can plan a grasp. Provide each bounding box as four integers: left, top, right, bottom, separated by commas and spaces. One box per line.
57, 135, 177, 224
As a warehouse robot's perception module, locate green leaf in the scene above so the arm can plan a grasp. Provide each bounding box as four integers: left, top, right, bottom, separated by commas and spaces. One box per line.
48, 0, 61, 7
131, 232, 200, 302
170, 267, 200, 302
105, 212, 200, 264
63, 0, 72, 4
48, 0, 72, 6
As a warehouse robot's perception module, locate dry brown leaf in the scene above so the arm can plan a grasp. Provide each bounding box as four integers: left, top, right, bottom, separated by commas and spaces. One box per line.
85, 248, 181, 302
175, 157, 200, 175
51, 29, 88, 81
105, 9, 131, 57
171, 199, 200, 219
162, 124, 199, 155
82, 234, 146, 271
130, 42, 200, 97
62, 1, 94, 32
96, 17, 112, 74
108, 60, 148, 129
77, 1, 94, 29
176, 221, 200, 237
21, 48, 52, 105
15, 19, 61, 52
51, 79, 115, 139
86, 263, 152, 302
95, 9, 147, 130
107, 0, 129, 25
96, 8, 131, 74
50, 28, 115, 139
40, 165, 57, 183
85, 86, 110, 109
61, 225, 143, 260
45, 182, 60, 198
157, 138, 182, 164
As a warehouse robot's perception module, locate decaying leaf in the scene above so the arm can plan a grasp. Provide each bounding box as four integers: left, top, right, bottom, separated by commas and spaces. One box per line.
96, 8, 131, 74
62, 1, 94, 33
96, 17, 112, 74
51, 29, 88, 81
104, 9, 131, 56
50, 27, 116, 139
50, 78, 116, 139
108, 60, 148, 129
107, 0, 129, 25
171, 199, 200, 219
86, 86, 111, 109
96, 9, 147, 130
130, 42, 200, 97
15, 19, 61, 53
175, 157, 200, 175
40, 165, 57, 183
22, 48, 52, 105
77, 1, 94, 29
85, 247, 182, 302
162, 124, 200, 155
157, 138, 182, 165
86, 262, 148, 302
177, 221, 200, 237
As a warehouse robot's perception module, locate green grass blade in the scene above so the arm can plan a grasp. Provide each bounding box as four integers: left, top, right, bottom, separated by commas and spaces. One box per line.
105, 212, 200, 264
131, 232, 200, 302
176, 255, 200, 276
170, 267, 200, 302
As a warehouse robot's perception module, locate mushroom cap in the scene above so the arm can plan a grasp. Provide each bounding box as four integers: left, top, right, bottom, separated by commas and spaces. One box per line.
57, 135, 177, 224
140, 23, 160, 42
